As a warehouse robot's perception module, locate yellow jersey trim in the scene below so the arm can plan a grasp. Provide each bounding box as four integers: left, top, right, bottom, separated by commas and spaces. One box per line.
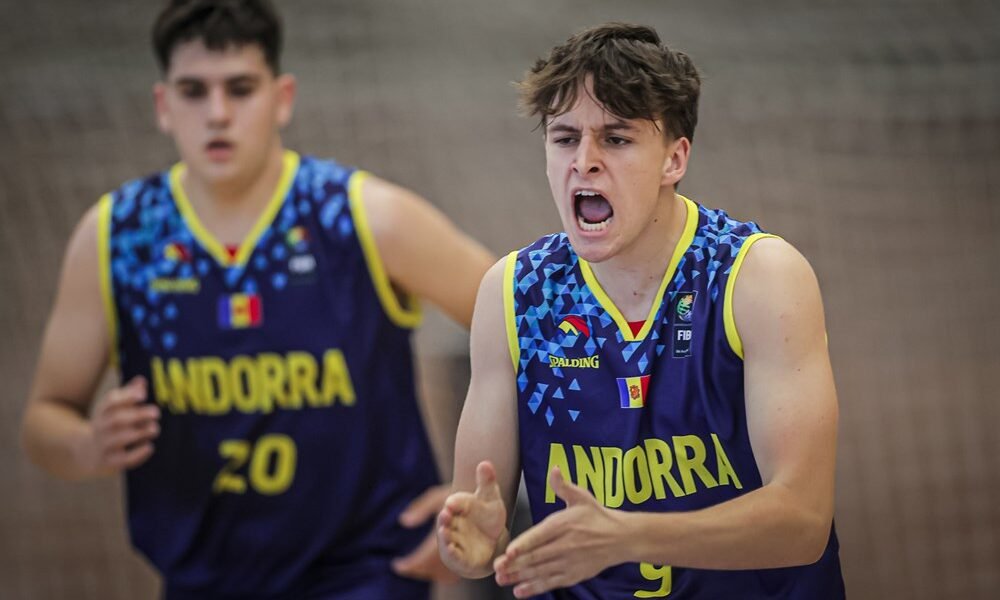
348, 170, 423, 329
578, 195, 699, 342
168, 150, 300, 267
503, 251, 520, 372
96, 194, 119, 368
723, 233, 781, 359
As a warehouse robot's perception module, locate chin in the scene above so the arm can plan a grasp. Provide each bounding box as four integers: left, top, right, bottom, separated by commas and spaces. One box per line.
566, 231, 617, 264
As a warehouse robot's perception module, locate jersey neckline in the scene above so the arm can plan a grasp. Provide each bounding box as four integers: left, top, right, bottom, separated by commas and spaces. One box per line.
168, 150, 301, 268
578, 195, 699, 342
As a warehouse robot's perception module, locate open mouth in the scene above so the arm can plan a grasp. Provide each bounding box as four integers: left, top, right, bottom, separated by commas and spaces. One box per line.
574, 190, 614, 232
206, 140, 234, 154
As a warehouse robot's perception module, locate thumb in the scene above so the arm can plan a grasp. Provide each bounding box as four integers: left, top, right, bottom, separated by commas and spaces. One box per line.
474, 461, 500, 501
550, 466, 590, 507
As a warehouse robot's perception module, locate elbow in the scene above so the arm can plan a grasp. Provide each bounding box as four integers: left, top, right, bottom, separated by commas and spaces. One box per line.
789, 512, 834, 566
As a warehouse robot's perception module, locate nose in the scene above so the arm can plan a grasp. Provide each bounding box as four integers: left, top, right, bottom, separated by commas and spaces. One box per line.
573, 135, 602, 175
207, 87, 232, 128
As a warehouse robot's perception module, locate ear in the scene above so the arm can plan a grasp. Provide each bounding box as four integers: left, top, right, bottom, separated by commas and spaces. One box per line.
153, 81, 172, 134
661, 136, 691, 187
275, 73, 297, 128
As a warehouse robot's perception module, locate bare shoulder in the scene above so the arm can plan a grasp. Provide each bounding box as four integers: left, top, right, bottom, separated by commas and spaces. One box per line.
739, 237, 817, 289
358, 174, 434, 235
61, 199, 107, 282
733, 237, 827, 356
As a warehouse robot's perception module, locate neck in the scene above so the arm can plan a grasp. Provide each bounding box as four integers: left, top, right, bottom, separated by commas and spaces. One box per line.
587, 191, 688, 321
181, 143, 287, 244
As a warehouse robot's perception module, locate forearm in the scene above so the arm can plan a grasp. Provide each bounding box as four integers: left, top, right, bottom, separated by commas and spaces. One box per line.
21, 400, 97, 481
622, 483, 832, 570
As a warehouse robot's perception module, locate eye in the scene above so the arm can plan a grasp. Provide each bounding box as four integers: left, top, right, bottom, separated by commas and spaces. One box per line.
607, 136, 631, 146
227, 80, 257, 98
552, 136, 578, 147
178, 82, 207, 99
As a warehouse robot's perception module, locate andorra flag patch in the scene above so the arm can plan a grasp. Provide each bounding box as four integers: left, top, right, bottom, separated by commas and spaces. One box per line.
217, 293, 263, 329
616, 375, 650, 409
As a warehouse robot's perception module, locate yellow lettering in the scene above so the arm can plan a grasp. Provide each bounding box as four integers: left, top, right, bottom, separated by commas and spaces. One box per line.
673, 435, 718, 494
148, 350, 356, 416
711, 433, 743, 489
198, 357, 230, 415
287, 352, 320, 408
601, 446, 624, 508
163, 357, 198, 413
229, 356, 260, 414
573, 445, 604, 505
322, 349, 356, 406
624, 445, 653, 505
149, 357, 178, 412
545, 443, 572, 503
645, 438, 685, 499
259, 352, 289, 409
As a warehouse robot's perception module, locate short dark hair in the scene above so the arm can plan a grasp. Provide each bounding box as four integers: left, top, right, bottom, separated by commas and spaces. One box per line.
152, 0, 283, 74
517, 23, 701, 142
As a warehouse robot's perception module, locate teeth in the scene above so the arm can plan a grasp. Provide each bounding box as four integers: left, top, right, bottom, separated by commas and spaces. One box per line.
577, 215, 612, 232
575, 190, 600, 197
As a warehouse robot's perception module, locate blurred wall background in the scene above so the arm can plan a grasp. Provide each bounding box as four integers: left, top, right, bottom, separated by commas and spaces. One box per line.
1, 0, 997, 598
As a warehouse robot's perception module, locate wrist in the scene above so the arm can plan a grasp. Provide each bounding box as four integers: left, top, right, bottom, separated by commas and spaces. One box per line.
70, 421, 101, 479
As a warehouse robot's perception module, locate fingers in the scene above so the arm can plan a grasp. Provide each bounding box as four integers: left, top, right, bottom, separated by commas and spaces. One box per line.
90, 377, 160, 474
504, 517, 563, 561
106, 441, 156, 470
392, 531, 460, 583
549, 466, 593, 507
512, 573, 566, 599
495, 540, 561, 581
400, 483, 450, 528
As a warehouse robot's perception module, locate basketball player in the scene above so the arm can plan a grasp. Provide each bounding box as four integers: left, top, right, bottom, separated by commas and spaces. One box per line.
437, 23, 845, 598
19, 1, 493, 598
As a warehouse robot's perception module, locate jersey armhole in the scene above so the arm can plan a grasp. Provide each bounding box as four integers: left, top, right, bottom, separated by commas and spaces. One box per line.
723, 233, 781, 360
347, 170, 423, 329
503, 250, 519, 372
97, 193, 119, 367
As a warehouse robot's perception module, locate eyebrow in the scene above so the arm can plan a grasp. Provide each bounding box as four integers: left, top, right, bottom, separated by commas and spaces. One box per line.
172, 74, 262, 86
546, 121, 639, 135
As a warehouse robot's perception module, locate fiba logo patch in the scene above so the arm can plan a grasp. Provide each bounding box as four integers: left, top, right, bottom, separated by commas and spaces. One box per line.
675, 293, 695, 323
672, 291, 696, 358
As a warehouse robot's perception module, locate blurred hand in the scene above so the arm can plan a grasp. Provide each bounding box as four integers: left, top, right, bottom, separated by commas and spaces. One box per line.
392, 483, 459, 583
437, 461, 508, 579
81, 376, 159, 477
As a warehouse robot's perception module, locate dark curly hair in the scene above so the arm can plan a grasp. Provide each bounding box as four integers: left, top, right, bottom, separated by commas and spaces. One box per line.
517, 23, 701, 142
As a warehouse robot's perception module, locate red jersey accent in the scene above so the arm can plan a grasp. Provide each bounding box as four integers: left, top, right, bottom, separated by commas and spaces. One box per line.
628, 320, 645, 337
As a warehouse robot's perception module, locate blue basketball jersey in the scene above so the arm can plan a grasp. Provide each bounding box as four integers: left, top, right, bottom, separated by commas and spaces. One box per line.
504, 197, 844, 599
98, 151, 438, 598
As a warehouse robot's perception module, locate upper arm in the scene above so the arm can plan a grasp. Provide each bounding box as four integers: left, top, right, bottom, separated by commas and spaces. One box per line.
359, 175, 494, 328
26, 201, 113, 414
452, 258, 521, 510
733, 238, 838, 520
